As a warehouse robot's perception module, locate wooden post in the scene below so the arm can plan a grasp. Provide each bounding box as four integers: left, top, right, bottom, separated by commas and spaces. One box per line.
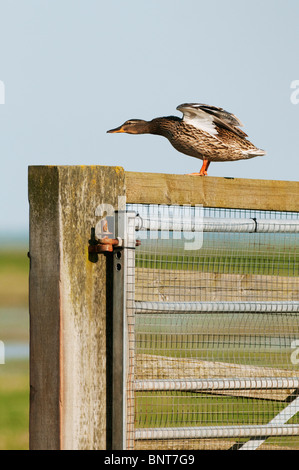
28, 165, 125, 450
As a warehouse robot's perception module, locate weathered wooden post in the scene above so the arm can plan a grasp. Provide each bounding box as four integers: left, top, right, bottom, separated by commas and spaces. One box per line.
28, 165, 125, 450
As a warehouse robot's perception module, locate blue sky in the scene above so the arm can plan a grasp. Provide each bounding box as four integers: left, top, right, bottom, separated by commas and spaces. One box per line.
0, 0, 298, 235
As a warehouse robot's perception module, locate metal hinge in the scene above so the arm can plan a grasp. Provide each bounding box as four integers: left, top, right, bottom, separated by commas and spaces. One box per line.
88, 211, 140, 254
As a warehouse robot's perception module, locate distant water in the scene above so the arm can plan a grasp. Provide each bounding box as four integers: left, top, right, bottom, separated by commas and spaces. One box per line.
0, 231, 28, 249
3, 342, 29, 361
0, 307, 29, 362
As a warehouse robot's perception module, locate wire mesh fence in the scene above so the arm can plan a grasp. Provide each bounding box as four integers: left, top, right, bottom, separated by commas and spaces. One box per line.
125, 204, 299, 450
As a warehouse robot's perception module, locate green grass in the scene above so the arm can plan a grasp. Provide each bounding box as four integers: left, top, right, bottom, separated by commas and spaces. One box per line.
0, 249, 29, 307
0, 308, 29, 342
137, 340, 295, 370
0, 360, 29, 450
136, 310, 299, 369
135, 391, 299, 449
0, 250, 29, 273
136, 252, 299, 276
136, 391, 299, 428
0, 249, 29, 450
135, 317, 299, 448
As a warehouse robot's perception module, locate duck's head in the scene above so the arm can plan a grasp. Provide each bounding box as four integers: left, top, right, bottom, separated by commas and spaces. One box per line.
107, 119, 150, 134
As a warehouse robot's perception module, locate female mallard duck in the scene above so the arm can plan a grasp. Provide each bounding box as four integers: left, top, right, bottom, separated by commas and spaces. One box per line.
107, 103, 266, 175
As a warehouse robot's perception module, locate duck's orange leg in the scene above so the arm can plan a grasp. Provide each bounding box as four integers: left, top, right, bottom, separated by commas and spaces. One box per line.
188, 159, 210, 176
199, 160, 210, 175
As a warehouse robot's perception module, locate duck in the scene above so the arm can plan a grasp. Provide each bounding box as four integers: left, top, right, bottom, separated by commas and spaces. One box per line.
107, 103, 266, 176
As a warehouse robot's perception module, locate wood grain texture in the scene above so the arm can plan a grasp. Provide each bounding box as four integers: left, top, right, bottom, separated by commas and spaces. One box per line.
29, 166, 60, 450
29, 165, 125, 450
125, 172, 299, 212
135, 268, 299, 302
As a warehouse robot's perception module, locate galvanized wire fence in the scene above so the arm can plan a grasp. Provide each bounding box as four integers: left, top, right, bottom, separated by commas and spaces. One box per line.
125, 204, 299, 450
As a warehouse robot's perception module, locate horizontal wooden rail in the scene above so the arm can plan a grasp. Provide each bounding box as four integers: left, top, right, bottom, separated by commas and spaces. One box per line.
125, 172, 299, 212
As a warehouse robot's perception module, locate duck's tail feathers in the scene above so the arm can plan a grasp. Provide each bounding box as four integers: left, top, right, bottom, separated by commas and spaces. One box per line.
242, 148, 266, 158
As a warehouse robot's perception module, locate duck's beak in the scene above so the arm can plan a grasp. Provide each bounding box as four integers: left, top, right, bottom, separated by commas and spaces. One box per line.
107, 125, 125, 133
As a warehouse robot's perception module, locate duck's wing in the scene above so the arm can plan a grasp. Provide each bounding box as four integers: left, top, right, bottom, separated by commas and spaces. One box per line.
176, 103, 248, 139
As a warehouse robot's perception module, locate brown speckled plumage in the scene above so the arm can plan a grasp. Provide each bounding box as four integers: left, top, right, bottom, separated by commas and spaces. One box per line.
107, 103, 266, 175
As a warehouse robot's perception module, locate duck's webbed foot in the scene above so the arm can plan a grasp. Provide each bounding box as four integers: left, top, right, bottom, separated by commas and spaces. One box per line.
187, 159, 210, 176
